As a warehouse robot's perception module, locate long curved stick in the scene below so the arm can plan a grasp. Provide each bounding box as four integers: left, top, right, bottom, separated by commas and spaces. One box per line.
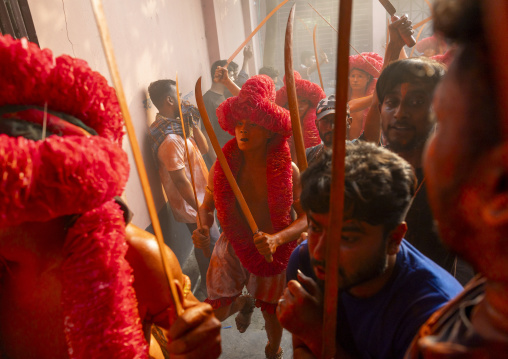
226, 0, 290, 67
323, 0, 352, 357
176, 74, 210, 258
90, 0, 183, 315
413, 15, 432, 30
195, 78, 273, 263
313, 25, 324, 90
285, 4, 308, 172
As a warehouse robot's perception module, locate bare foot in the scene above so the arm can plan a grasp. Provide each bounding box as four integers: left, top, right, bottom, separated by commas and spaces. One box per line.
234, 296, 255, 333
265, 342, 283, 359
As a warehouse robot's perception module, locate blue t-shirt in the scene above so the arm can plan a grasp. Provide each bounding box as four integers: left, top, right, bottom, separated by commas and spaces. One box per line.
286, 239, 463, 359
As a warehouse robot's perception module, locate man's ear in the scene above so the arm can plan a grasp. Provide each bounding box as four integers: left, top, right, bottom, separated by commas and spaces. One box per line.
386, 222, 407, 255
480, 144, 508, 227
166, 95, 175, 107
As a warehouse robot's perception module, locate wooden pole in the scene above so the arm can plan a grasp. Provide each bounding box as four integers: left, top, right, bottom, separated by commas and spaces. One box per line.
322, 0, 352, 357
195, 78, 273, 263
285, 4, 308, 172
176, 73, 210, 258
90, 0, 183, 315
313, 25, 325, 90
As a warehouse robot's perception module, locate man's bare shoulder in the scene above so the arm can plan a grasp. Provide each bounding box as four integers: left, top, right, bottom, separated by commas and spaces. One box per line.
292, 162, 301, 178
124, 224, 184, 303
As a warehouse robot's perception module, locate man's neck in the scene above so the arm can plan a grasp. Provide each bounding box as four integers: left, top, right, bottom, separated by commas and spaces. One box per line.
242, 148, 268, 169
158, 109, 176, 119
350, 88, 366, 99
348, 254, 397, 298
395, 145, 425, 169
210, 82, 225, 95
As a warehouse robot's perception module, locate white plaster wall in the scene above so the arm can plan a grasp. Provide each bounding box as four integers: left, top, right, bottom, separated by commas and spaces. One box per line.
28, 0, 212, 228
372, 0, 388, 57
213, 0, 247, 65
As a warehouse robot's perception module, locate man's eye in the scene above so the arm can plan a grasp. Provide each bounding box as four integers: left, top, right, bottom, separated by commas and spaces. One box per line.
341, 235, 359, 243
410, 98, 426, 106
308, 223, 322, 233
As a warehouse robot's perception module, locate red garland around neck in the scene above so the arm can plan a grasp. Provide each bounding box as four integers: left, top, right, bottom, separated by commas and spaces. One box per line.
214, 137, 296, 277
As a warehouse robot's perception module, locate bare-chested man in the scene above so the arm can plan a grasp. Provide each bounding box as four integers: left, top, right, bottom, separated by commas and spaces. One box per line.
0, 35, 220, 359
192, 75, 307, 358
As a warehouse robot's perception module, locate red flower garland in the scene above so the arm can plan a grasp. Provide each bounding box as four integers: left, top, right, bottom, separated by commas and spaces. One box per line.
213, 137, 296, 277
0, 35, 148, 357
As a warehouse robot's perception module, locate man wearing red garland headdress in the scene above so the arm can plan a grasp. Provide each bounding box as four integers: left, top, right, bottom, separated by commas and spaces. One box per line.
275, 71, 326, 164
193, 75, 307, 359
347, 52, 383, 139
0, 35, 220, 359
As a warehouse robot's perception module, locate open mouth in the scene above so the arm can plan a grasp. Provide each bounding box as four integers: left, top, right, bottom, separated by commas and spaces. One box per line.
240, 138, 249, 142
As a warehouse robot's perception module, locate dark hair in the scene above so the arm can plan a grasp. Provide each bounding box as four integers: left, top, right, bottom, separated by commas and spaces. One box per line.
148, 79, 176, 110
228, 61, 239, 71
376, 58, 446, 104
210, 60, 228, 80
300, 142, 417, 231
433, 0, 501, 164
301, 50, 314, 64
259, 66, 279, 79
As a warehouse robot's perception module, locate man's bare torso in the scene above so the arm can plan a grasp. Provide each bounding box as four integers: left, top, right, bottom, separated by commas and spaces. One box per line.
236, 163, 274, 234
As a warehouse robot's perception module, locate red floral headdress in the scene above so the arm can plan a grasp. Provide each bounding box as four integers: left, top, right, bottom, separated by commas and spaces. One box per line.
0, 35, 147, 358
416, 35, 447, 54
275, 71, 326, 148
348, 52, 383, 128
349, 52, 383, 79
217, 75, 292, 138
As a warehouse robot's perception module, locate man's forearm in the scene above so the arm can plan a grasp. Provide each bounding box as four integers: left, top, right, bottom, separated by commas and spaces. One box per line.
170, 171, 199, 211
192, 125, 209, 155
275, 215, 308, 246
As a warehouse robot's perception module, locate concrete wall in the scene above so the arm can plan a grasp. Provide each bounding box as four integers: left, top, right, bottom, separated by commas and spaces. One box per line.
26, 0, 253, 263
27, 0, 250, 227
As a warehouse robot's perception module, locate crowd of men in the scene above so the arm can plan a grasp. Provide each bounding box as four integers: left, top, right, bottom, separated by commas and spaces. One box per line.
1, 0, 507, 358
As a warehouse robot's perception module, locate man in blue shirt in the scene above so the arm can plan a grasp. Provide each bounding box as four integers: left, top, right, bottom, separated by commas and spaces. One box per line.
277, 142, 463, 358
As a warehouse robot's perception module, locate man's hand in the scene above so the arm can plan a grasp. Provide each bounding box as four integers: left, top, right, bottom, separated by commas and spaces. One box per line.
388, 14, 414, 51
320, 52, 329, 64
192, 226, 210, 250
243, 45, 253, 61
253, 231, 279, 256
168, 287, 221, 359
213, 66, 229, 84
297, 232, 308, 245
277, 271, 323, 338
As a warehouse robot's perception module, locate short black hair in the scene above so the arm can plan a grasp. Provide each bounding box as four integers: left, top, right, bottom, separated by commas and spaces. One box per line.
210, 60, 228, 80
148, 79, 176, 111
259, 66, 279, 79
301, 50, 314, 63
376, 58, 446, 104
228, 61, 239, 72
300, 142, 417, 231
